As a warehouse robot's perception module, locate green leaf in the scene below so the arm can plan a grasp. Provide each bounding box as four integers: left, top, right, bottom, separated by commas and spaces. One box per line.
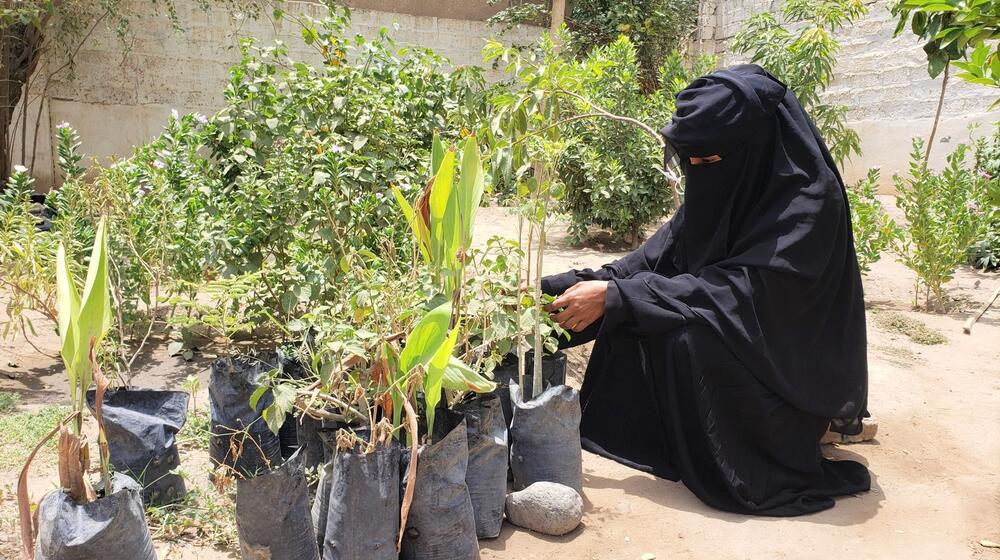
76, 217, 112, 389
424, 323, 459, 439
398, 303, 452, 375
431, 131, 445, 175
261, 384, 296, 435
55, 241, 80, 393
457, 136, 485, 249
441, 356, 496, 393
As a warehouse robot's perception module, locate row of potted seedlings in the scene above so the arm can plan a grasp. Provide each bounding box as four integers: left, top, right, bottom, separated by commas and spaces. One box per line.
17, 135, 582, 560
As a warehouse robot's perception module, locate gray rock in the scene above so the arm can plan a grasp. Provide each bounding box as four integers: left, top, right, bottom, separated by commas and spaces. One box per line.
504, 482, 583, 536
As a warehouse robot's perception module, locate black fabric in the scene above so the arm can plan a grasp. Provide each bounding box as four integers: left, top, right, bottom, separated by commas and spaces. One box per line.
543, 64, 870, 515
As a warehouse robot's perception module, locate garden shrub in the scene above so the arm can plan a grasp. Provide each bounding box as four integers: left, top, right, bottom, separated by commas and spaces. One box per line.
894, 139, 988, 310
198, 4, 486, 321
968, 127, 1000, 270
560, 39, 715, 246
846, 168, 900, 273
731, 0, 866, 166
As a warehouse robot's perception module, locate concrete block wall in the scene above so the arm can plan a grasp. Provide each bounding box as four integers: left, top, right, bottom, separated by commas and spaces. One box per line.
15, 0, 541, 189
693, 0, 998, 188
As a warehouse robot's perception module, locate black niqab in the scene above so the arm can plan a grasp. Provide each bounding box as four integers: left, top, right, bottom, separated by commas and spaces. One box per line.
544, 64, 870, 516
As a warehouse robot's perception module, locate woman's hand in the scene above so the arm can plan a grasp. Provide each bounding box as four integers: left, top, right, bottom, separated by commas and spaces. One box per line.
544, 280, 608, 332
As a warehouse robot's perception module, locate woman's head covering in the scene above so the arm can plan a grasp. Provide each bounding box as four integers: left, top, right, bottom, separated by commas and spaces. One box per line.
648, 64, 868, 424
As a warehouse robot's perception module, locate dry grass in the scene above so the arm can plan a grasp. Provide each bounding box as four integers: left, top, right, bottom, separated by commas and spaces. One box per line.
874, 311, 947, 345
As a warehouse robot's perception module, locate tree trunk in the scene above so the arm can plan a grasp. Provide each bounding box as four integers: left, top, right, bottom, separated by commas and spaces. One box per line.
0, 20, 45, 190
924, 64, 949, 167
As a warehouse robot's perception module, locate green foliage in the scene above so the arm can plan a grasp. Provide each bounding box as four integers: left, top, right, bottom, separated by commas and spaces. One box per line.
846, 168, 901, 273
201, 4, 482, 320
562, 39, 714, 245
892, 0, 1000, 104
55, 215, 112, 429
0, 404, 70, 470
731, 0, 866, 165
968, 127, 1000, 269
488, 0, 700, 92
0, 391, 20, 413
564, 0, 700, 91
893, 139, 988, 310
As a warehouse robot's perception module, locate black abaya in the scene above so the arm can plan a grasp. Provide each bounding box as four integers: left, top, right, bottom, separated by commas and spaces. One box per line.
543, 64, 871, 516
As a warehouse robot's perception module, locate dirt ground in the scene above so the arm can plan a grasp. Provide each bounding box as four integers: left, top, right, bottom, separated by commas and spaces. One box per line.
2, 204, 999, 559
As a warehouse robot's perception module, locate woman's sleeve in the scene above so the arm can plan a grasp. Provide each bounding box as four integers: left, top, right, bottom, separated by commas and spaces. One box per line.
600, 264, 753, 338
542, 215, 683, 296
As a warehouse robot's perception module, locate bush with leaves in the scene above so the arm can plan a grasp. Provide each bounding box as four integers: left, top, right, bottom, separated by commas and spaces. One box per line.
561, 39, 715, 245
846, 168, 901, 273
968, 127, 1000, 270
202, 4, 483, 322
894, 139, 988, 310
487, 0, 699, 92
731, 0, 866, 166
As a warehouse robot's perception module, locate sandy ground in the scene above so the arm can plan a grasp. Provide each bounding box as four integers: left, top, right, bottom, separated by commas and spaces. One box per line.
2, 205, 999, 559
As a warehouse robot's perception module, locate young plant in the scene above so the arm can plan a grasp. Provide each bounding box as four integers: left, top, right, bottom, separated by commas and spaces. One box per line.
391, 133, 496, 437
846, 168, 901, 273
894, 139, 987, 310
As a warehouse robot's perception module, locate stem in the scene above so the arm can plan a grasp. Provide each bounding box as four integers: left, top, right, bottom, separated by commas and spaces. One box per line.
532, 185, 546, 399
924, 65, 949, 166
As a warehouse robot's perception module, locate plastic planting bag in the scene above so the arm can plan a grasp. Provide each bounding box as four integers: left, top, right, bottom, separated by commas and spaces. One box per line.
509, 382, 583, 493
34, 472, 157, 560
86, 388, 189, 506
235, 449, 319, 560
401, 412, 480, 560
453, 393, 508, 539
492, 351, 566, 429
319, 437, 401, 560
209, 355, 282, 478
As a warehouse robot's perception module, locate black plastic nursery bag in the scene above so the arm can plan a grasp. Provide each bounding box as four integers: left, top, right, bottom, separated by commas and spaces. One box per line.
34, 472, 157, 560
86, 388, 189, 506
235, 449, 319, 560
400, 412, 480, 560
321, 438, 401, 560
509, 382, 583, 493
491, 351, 567, 428
453, 392, 508, 539
209, 355, 282, 478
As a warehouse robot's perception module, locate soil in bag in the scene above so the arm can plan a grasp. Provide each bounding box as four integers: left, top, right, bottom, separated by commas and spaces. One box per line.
321, 435, 401, 560
453, 392, 507, 539
209, 354, 282, 478
235, 449, 319, 560
509, 382, 583, 493
86, 388, 189, 506
491, 350, 567, 429
275, 350, 327, 471
401, 410, 480, 560
34, 472, 157, 560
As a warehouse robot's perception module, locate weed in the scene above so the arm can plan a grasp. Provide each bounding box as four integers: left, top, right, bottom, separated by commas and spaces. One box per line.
177, 406, 212, 452
0, 405, 70, 470
874, 311, 947, 345
0, 391, 20, 413
146, 483, 239, 548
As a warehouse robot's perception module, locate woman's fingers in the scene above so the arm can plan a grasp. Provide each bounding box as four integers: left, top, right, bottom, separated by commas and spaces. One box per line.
551, 308, 578, 326
544, 288, 576, 312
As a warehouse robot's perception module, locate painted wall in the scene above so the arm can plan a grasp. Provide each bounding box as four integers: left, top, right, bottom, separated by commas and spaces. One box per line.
13, 0, 540, 190
694, 0, 998, 189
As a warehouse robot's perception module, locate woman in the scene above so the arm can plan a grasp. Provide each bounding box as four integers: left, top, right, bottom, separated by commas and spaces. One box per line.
542, 64, 871, 516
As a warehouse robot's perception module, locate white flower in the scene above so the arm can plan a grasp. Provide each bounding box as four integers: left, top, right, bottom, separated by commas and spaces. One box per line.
56, 122, 71, 129
13, 165, 28, 173
152, 160, 166, 170
195, 113, 208, 125
171, 109, 179, 120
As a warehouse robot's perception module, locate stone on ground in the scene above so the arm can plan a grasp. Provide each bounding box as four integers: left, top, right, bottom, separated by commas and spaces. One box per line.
505, 481, 583, 536
821, 416, 878, 444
